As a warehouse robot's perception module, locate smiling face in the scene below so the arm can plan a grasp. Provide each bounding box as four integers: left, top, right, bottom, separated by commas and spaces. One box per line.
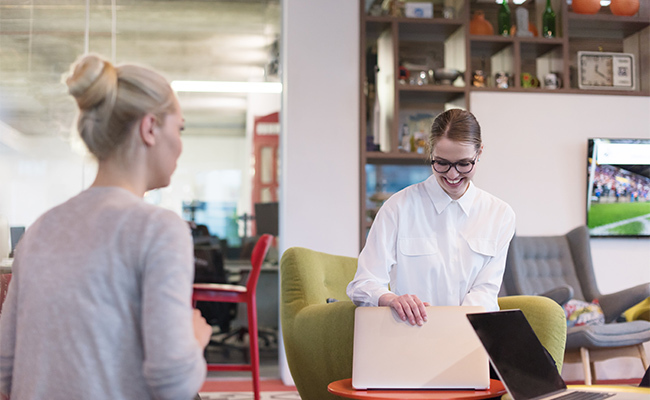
431, 137, 481, 200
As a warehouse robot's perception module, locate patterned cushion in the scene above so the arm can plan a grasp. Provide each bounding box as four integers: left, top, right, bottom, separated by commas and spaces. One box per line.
563, 299, 604, 328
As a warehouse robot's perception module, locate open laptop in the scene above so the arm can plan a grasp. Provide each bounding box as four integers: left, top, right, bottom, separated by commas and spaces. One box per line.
467, 310, 649, 400
352, 305, 489, 390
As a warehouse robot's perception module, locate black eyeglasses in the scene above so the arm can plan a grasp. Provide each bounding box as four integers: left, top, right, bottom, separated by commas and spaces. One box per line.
431, 153, 479, 174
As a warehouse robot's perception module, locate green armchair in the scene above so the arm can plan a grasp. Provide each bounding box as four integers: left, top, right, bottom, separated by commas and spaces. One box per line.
280, 247, 567, 400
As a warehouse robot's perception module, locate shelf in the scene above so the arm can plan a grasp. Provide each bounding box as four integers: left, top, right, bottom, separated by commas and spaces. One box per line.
398, 18, 464, 42
560, 88, 650, 96
568, 13, 650, 39
365, 151, 430, 165
365, 19, 393, 39
468, 86, 562, 94
470, 35, 564, 59
398, 84, 466, 105
469, 35, 513, 58
519, 37, 564, 58
467, 86, 650, 96
358, 0, 650, 248
364, 15, 465, 41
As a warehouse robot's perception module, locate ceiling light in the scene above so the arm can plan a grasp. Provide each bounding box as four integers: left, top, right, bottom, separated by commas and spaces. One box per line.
171, 81, 282, 94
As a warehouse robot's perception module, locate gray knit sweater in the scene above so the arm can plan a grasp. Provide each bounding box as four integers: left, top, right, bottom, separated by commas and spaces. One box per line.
0, 187, 206, 400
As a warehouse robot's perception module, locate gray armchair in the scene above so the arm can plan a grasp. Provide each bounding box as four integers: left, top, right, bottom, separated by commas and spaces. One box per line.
502, 225, 650, 384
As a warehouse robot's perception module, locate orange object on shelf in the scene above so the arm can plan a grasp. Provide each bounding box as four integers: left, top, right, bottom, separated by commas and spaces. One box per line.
610, 0, 640, 16
469, 10, 494, 35
510, 22, 539, 37
572, 0, 601, 14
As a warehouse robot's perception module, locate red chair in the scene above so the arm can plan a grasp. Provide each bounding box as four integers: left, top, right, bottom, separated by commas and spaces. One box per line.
192, 234, 273, 400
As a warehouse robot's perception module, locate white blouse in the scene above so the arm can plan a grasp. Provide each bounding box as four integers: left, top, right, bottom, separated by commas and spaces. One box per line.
347, 175, 515, 311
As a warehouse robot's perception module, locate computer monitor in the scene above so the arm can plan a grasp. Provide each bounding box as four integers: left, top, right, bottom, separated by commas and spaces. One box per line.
254, 202, 278, 236
10, 226, 25, 257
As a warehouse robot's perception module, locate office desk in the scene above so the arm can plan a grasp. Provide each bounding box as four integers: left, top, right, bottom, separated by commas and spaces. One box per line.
0, 258, 12, 274
328, 379, 506, 400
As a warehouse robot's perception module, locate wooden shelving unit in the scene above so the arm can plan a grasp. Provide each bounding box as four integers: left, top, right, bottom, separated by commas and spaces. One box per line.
358, 0, 650, 247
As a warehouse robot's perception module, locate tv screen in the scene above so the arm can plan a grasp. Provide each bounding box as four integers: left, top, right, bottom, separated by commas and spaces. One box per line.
587, 138, 650, 237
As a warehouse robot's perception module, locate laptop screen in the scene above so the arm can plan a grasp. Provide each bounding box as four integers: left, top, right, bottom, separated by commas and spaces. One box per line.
467, 310, 566, 400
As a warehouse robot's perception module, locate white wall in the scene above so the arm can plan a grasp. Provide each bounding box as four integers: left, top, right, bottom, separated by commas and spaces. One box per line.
279, 0, 360, 385
471, 91, 650, 380
280, 0, 360, 257
0, 136, 93, 229
471, 92, 650, 294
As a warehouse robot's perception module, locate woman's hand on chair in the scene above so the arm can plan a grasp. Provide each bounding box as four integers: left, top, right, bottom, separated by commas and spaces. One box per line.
192, 309, 212, 349
379, 293, 429, 326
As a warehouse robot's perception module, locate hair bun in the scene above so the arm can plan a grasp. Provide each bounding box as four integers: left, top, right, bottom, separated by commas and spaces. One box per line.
65, 53, 117, 111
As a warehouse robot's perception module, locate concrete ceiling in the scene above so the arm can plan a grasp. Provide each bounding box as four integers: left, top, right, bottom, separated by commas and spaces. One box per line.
0, 0, 281, 140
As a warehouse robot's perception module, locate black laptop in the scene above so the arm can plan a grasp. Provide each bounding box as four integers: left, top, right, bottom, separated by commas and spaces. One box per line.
467, 310, 647, 400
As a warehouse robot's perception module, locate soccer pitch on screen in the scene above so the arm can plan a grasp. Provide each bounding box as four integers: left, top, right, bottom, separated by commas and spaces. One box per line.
587, 202, 650, 236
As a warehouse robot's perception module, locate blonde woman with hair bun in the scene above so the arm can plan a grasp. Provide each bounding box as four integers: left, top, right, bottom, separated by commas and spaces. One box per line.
0, 54, 212, 400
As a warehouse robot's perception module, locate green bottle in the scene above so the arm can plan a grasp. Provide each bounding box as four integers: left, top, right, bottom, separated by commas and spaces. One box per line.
542, 0, 556, 38
497, 0, 511, 37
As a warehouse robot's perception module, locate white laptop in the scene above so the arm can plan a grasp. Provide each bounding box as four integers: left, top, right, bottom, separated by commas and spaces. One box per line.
352, 305, 490, 390
467, 310, 649, 400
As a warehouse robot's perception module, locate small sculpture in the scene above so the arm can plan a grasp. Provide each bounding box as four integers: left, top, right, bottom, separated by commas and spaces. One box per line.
472, 70, 486, 87
515, 8, 533, 37
495, 72, 510, 89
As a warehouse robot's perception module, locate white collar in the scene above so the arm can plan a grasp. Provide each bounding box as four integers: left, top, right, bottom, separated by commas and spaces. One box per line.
424, 175, 476, 217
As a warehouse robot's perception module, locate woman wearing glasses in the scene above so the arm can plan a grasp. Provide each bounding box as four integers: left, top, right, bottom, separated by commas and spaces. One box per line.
347, 109, 515, 326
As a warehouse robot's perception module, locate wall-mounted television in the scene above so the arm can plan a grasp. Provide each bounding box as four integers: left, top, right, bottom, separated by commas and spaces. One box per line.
587, 138, 650, 238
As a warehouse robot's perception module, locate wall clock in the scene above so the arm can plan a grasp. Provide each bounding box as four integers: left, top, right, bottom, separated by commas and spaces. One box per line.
577, 51, 636, 90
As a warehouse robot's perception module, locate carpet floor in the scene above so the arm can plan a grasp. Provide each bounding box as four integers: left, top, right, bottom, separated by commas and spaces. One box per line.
198, 393, 300, 400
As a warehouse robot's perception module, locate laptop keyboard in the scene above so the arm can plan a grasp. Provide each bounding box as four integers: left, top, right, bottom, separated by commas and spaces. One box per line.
554, 391, 616, 400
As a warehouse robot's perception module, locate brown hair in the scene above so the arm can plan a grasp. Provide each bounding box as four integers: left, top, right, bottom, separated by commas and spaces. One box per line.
428, 109, 482, 158
65, 54, 176, 160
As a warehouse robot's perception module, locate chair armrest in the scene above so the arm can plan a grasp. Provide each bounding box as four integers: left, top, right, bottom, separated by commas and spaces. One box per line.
538, 285, 574, 306
499, 295, 567, 373
598, 283, 650, 324
283, 301, 356, 400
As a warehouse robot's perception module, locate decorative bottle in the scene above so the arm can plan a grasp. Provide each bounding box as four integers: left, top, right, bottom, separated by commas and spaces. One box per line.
371, 82, 380, 151
368, 66, 381, 152
542, 0, 556, 38
497, 0, 511, 37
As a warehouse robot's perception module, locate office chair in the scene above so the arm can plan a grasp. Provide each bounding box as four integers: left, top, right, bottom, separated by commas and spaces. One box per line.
280, 246, 567, 400
0, 273, 11, 315
192, 234, 273, 400
503, 225, 650, 384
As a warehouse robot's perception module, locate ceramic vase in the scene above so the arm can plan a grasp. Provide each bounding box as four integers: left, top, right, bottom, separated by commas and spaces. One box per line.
610, 0, 640, 16
469, 11, 494, 35
572, 0, 601, 14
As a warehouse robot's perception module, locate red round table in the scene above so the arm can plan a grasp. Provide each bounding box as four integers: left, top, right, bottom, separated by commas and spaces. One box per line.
328, 379, 507, 400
